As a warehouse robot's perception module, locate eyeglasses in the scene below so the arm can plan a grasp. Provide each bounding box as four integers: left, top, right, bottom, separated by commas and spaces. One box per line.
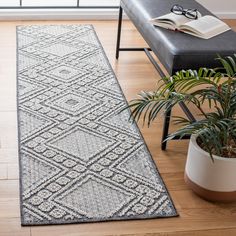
171, 4, 199, 19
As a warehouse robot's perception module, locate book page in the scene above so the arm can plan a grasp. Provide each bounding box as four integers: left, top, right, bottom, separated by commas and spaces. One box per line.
150, 12, 191, 29
180, 15, 230, 36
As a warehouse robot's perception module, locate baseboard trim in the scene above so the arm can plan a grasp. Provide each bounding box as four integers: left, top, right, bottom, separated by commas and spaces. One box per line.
215, 12, 236, 19
0, 9, 124, 21
0, 9, 235, 21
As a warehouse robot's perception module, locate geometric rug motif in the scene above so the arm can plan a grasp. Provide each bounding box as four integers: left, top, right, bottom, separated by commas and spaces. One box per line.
17, 25, 178, 225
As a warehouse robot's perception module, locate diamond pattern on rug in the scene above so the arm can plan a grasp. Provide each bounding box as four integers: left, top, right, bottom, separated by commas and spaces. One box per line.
117, 146, 161, 184
18, 79, 45, 98
41, 65, 86, 82
45, 92, 92, 115
21, 152, 60, 192
102, 111, 139, 136
19, 110, 53, 140
40, 43, 79, 57
45, 65, 87, 82
80, 52, 111, 70
18, 54, 42, 71
58, 178, 133, 218
18, 34, 38, 48
37, 25, 73, 36
17, 25, 177, 226
49, 128, 114, 162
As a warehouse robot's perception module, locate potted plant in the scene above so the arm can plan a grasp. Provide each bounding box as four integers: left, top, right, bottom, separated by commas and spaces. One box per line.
126, 55, 236, 202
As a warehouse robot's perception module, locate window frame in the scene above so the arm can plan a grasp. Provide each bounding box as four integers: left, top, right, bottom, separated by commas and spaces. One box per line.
0, 0, 119, 9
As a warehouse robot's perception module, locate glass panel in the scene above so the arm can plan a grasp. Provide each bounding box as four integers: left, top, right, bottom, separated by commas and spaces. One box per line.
0, 0, 20, 7
22, 0, 77, 7
80, 0, 119, 7
0, 0, 119, 8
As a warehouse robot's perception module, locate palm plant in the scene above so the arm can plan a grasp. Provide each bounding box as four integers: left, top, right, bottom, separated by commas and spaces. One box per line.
127, 55, 236, 158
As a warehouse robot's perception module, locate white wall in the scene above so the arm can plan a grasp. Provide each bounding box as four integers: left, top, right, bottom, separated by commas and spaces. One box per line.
197, 0, 236, 18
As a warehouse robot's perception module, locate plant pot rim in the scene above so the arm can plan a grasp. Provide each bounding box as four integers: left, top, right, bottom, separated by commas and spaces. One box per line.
190, 134, 236, 161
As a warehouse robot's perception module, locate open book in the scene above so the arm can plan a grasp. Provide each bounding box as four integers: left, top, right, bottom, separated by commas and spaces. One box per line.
150, 13, 231, 39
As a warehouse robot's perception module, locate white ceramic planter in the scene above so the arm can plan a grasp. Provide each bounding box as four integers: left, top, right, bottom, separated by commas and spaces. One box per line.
185, 135, 236, 202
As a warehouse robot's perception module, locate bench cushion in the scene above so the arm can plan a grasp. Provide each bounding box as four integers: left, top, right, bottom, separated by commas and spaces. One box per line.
121, 0, 236, 74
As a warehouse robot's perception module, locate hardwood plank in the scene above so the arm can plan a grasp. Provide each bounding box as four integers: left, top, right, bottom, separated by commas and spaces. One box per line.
111, 228, 236, 236
30, 213, 236, 236
0, 179, 19, 198
0, 112, 18, 149
7, 163, 19, 180
0, 164, 7, 180
0, 148, 18, 164
161, 172, 189, 191
0, 218, 30, 236
0, 198, 20, 218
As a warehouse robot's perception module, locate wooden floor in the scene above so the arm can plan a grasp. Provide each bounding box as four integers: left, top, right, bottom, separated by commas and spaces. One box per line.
0, 19, 236, 236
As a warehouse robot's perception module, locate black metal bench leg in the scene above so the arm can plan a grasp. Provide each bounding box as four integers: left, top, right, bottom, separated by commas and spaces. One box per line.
116, 6, 123, 59
161, 109, 172, 150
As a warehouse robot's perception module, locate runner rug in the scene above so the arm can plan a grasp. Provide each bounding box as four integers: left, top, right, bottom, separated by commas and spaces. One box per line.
17, 25, 177, 225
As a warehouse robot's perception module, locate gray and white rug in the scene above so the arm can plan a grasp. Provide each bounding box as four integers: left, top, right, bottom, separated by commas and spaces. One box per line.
17, 25, 177, 226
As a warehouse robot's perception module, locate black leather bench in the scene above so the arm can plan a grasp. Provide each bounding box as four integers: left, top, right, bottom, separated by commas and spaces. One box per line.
116, 0, 236, 149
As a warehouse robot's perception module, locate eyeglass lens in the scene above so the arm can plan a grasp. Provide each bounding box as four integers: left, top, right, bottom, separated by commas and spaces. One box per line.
171, 4, 198, 19
185, 10, 198, 19
172, 5, 183, 14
